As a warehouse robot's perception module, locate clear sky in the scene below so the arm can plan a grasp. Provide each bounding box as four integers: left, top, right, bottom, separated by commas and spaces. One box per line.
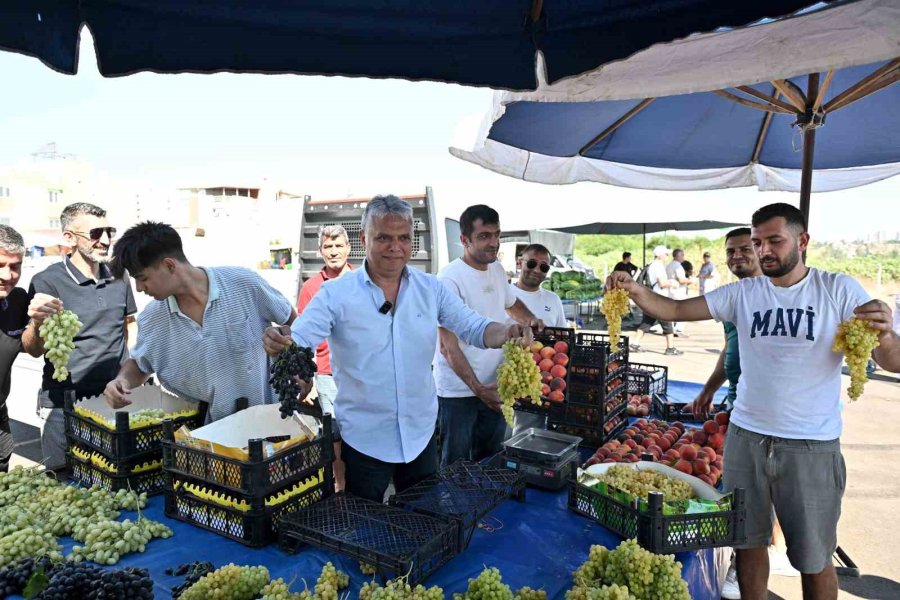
1, 29, 896, 241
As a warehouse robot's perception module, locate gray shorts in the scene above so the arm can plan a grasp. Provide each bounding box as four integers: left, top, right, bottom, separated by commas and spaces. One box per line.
723, 424, 845, 574
314, 374, 340, 439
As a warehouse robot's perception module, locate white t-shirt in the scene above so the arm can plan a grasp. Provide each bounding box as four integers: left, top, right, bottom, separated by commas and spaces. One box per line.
434, 259, 515, 397
510, 284, 567, 328
646, 260, 668, 294
666, 261, 687, 300
704, 268, 870, 440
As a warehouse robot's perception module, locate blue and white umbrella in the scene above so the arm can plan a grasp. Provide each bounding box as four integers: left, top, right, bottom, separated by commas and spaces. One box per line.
451, 0, 900, 220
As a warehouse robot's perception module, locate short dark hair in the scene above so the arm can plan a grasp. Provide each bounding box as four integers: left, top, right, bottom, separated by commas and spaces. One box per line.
725, 227, 751, 240
672, 248, 684, 258
0, 224, 25, 256
521, 243, 551, 258
110, 221, 188, 278
682, 260, 694, 278
459, 205, 499, 238
60, 202, 106, 231
622, 252, 632, 260
751, 202, 807, 234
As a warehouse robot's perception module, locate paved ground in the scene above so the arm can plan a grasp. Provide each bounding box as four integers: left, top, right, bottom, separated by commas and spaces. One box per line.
6, 308, 899, 599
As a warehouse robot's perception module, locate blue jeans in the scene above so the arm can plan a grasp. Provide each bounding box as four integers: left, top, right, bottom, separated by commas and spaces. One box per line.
315, 374, 340, 439
438, 396, 507, 468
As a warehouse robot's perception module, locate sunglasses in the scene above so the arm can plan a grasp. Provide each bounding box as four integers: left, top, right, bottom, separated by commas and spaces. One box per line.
67, 227, 117, 241
525, 259, 550, 273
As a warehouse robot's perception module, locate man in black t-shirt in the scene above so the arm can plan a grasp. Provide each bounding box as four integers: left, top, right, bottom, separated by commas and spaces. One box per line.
613, 252, 638, 277
0, 225, 62, 472
23, 203, 136, 469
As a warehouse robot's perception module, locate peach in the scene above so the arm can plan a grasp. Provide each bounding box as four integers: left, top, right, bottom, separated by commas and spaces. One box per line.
692, 459, 710, 476
692, 431, 708, 445
584, 456, 600, 467
539, 358, 554, 373
623, 439, 637, 449
708, 433, 725, 450
715, 411, 730, 426
541, 371, 553, 384
627, 405, 637, 416
550, 377, 566, 392
553, 352, 569, 366
703, 420, 719, 435
532, 352, 542, 364
700, 447, 717, 462
554, 341, 569, 354
550, 364, 567, 379
674, 459, 694, 475
698, 474, 715, 486
637, 405, 650, 416
548, 390, 565, 403
679, 445, 698, 461
657, 437, 672, 451
540, 346, 556, 360
541, 383, 551, 396
529, 341, 544, 353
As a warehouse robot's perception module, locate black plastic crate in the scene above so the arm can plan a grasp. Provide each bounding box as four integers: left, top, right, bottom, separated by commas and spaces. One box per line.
161, 414, 333, 497
534, 327, 575, 352
164, 473, 329, 547
572, 333, 629, 369
68, 449, 165, 495
513, 398, 550, 415
388, 461, 526, 549
652, 392, 726, 423
568, 476, 746, 553
64, 396, 206, 460
627, 363, 669, 396
278, 495, 459, 586
549, 423, 604, 448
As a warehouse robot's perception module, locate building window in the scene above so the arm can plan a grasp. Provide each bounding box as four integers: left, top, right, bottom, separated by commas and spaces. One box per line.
0, 186, 10, 197
48, 190, 60, 203
49, 218, 61, 228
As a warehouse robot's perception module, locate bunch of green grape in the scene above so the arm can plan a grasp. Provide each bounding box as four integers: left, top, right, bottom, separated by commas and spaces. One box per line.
601, 289, 630, 343
453, 567, 513, 600
0, 526, 64, 567
597, 466, 694, 502
178, 564, 270, 600
261, 577, 313, 600
39, 309, 83, 382
832, 317, 880, 401
513, 587, 548, 600
497, 341, 543, 427
602, 540, 689, 600
361, 575, 446, 600
313, 561, 350, 600
70, 517, 172, 565
567, 584, 635, 600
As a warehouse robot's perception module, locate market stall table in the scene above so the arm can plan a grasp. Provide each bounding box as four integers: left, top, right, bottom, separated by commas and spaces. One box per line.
10, 380, 728, 600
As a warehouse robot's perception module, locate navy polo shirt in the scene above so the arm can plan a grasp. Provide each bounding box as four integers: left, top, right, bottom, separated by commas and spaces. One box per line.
0, 288, 29, 457
28, 256, 137, 405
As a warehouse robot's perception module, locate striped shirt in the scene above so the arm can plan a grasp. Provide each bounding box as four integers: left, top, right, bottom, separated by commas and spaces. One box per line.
132, 267, 292, 421
291, 263, 492, 463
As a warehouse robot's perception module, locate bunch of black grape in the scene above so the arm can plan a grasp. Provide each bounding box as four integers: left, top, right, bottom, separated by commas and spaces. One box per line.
167, 561, 215, 598
28, 562, 152, 599
93, 566, 154, 599
0, 556, 58, 597
270, 343, 317, 419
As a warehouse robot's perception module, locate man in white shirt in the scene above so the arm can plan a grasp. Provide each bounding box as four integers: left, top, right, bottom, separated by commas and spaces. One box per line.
606, 203, 900, 600
629, 245, 681, 355
666, 248, 691, 336
435, 205, 542, 468
263, 196, 533, 503
511, 244, 567, 329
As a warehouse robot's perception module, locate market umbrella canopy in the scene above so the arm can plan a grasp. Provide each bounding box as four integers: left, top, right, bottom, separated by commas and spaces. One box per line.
451, 0, 900, 206
0, 1, 824, 90
551, 220, 746, 236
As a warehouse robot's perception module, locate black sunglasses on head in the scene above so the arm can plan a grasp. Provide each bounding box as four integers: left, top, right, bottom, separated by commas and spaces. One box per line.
525, 259, 550, 273
67, 227, 117, 241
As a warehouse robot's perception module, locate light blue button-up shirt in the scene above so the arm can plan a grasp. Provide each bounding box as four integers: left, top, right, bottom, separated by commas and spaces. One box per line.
291, 263, 492, 463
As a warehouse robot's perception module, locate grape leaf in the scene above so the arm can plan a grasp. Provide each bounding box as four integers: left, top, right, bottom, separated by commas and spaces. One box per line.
23, 565, 49, 599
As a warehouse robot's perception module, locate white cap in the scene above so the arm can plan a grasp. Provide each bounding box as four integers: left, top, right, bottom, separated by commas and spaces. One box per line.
653, 245, 670, 257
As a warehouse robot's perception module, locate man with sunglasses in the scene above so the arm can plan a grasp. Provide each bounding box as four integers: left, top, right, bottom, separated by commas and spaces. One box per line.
23, 203, 136, 470
511, 244, 567, 329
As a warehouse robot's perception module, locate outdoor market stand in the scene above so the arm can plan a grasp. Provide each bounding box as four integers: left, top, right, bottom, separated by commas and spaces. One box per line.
9, 380, 727, 600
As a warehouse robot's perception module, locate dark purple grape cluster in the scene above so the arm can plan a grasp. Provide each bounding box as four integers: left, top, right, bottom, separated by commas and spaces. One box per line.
167, 561, 215, 598
0, 557, 57, 597
269, 343, 317, 419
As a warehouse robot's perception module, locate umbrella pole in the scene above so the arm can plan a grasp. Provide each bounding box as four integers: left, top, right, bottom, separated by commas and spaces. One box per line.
800, 73, 819, 260
642, 224, 647, 267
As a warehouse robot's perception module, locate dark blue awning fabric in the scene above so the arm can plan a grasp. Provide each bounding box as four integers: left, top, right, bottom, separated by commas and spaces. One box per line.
8, 380, 727, 600
1, 1, 823, 89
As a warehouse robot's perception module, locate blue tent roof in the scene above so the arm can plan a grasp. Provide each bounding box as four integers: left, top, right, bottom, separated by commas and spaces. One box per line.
0, 1, 823, 89
488, 62, 899, 170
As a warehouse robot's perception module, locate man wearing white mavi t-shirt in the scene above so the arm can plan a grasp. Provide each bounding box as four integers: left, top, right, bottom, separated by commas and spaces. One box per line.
605, 203, 900, 600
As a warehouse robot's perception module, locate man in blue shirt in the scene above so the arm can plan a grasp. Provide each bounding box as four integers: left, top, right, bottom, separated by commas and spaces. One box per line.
264, 195, 533, 503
